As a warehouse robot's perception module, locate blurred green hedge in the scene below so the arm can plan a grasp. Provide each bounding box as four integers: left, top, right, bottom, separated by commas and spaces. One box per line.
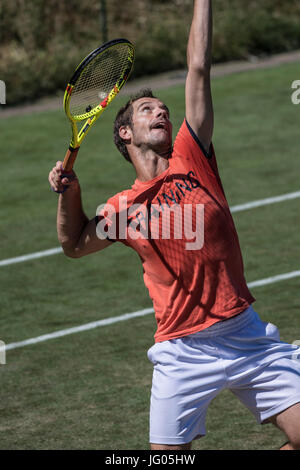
1, 0, 300, 105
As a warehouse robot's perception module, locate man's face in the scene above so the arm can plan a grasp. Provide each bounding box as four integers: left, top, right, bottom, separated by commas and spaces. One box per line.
128, 97, 173, 156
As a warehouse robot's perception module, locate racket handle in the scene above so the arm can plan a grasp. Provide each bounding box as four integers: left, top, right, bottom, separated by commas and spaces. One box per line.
52, 146, 79, 193
63, 147, 80, 172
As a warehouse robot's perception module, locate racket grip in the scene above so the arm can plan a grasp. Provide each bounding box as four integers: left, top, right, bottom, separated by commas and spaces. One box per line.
63, 147, 79, 172
52, 146, 79, 193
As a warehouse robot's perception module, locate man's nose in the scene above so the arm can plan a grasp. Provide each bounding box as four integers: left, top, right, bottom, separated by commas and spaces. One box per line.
155, 107, 168, 119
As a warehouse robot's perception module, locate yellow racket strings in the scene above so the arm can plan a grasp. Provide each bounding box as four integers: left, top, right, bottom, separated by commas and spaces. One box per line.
69, 43, 131, 120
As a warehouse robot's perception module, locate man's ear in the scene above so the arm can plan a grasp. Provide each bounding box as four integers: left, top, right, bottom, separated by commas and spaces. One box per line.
119, 125, 132, 144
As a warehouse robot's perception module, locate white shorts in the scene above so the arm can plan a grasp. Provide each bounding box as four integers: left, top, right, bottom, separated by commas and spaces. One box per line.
147, 305, 300, 445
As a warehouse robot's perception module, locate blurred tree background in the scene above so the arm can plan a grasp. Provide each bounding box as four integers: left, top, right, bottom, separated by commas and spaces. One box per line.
0, 0, 300, 105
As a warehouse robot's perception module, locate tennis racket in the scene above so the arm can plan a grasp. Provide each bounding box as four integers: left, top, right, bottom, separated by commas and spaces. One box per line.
60, 38, 134, 189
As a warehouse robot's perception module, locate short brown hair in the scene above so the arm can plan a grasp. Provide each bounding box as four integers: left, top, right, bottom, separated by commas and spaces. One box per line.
113, 88, 157, 163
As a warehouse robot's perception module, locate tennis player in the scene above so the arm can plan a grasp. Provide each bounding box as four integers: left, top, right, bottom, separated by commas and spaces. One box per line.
49, 0, 300, 450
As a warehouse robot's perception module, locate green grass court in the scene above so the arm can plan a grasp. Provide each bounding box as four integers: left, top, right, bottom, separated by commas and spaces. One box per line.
0, 62, 299, 450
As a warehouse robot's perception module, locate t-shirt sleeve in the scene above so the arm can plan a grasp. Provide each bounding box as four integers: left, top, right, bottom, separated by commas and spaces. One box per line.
172, 118, 225, 194
173, 118, 214, 161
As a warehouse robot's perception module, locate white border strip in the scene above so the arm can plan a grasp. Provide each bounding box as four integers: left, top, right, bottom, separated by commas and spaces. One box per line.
0, 190, 300, 268
2, 269, 300, 353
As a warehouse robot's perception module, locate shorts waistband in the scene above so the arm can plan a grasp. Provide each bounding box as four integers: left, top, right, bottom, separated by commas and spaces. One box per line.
187, 305, 256, 338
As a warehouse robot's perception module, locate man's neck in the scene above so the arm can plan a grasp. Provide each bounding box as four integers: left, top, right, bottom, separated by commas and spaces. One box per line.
132, 149, 170, 182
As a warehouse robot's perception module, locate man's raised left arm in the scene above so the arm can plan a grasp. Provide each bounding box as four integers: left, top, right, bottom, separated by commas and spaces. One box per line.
185, 0, 213, 154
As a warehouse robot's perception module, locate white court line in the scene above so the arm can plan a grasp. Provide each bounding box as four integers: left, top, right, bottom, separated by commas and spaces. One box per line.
230, 190, 300, 213
0, 190, 300, 268
0, 247, 62, 267
247, 270, 300, 288
2, 269, 300, 353
3, 308, 154, 352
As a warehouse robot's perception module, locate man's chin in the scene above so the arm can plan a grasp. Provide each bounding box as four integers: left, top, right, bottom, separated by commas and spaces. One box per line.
150, 135, 172, 151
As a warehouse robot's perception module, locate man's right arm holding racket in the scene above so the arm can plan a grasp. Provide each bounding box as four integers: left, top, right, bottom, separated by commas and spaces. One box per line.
49, 0, 213, 259
48, 162, 112, 257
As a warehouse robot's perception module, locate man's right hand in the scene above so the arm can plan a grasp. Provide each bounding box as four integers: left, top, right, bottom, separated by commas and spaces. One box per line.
48, 161, 79, 193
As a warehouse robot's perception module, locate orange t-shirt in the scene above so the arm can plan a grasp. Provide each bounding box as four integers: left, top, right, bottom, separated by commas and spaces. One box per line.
97, 119, 255, 342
